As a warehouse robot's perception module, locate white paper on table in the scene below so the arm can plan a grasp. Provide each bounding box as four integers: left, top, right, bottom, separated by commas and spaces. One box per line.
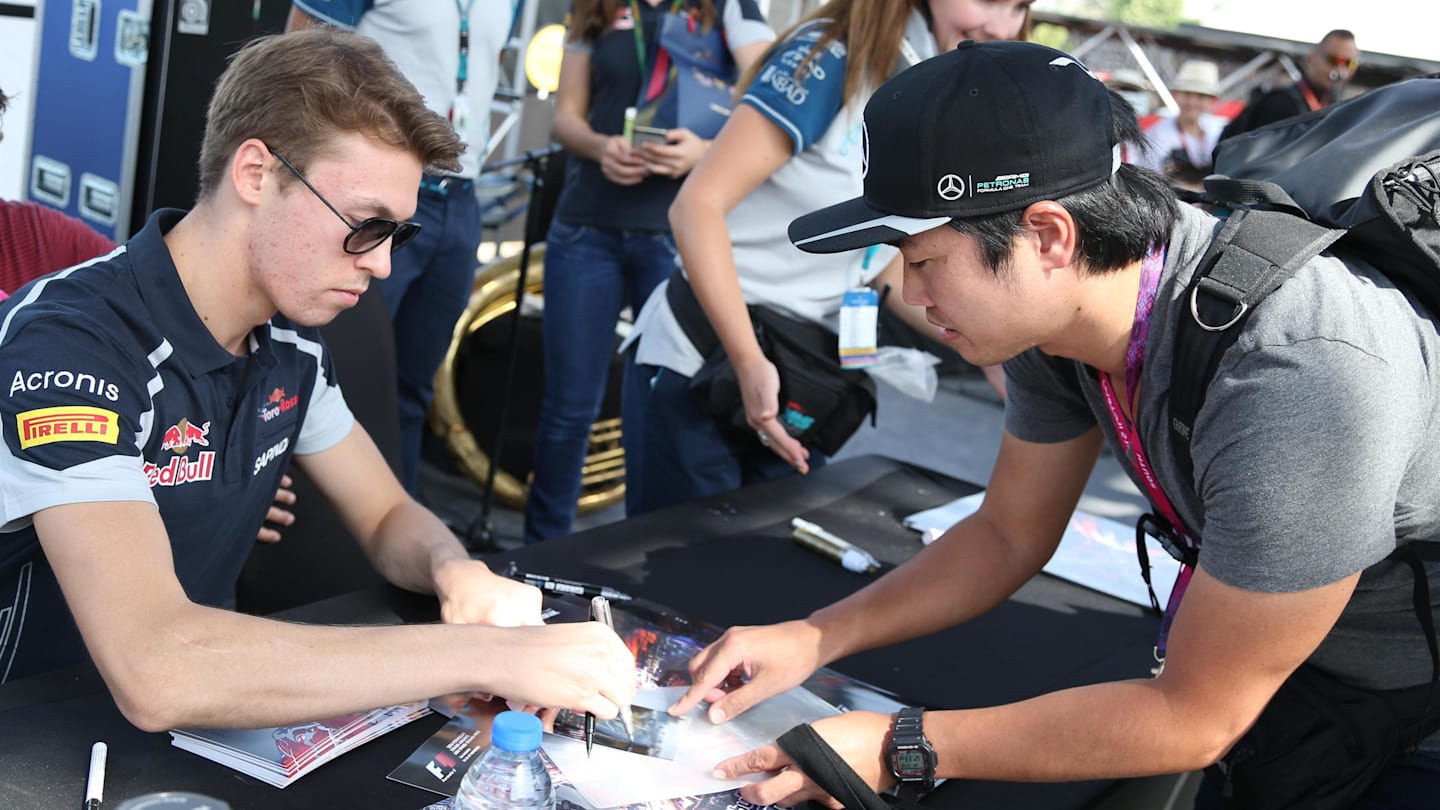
903, 492, 1183, 609
544, 685, 839, 807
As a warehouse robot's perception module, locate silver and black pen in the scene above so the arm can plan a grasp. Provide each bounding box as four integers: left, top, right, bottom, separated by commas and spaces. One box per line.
591, 596, 635, 743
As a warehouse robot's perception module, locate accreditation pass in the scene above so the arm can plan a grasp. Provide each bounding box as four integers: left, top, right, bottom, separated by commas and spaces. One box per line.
838, 288, 879, 368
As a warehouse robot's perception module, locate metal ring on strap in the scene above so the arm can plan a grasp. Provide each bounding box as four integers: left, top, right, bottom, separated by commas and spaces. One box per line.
1190, 287, 1249, 332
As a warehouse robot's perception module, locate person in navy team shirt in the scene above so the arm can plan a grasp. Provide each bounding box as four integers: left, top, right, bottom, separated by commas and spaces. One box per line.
0, 29, 635, 732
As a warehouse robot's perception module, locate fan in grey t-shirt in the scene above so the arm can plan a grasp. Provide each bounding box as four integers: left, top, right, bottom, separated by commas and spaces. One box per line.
683, 41, 1440, 802
1006, 204, 1440, 731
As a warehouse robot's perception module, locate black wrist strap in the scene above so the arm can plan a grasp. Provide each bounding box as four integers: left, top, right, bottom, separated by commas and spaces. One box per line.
777, 724, 898, 810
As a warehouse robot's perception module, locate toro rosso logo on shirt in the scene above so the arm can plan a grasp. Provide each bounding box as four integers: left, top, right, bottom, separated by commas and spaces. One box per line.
259, 387, 299, 423
15, 406, 120, 449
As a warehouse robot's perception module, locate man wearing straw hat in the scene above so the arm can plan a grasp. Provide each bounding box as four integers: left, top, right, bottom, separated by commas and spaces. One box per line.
1138, 60, 1226, 189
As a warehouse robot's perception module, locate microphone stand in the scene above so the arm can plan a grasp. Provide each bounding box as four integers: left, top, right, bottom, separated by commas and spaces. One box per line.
462, 144, 562, 553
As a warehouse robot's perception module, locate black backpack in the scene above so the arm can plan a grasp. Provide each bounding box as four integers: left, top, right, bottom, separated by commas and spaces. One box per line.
1160, 76, 1440, 808
1171, 77, 1440, 476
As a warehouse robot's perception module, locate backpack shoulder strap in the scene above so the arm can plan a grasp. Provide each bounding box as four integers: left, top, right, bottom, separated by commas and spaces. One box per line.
1168, 207, 1347, 491
1201, 177, 1306, 217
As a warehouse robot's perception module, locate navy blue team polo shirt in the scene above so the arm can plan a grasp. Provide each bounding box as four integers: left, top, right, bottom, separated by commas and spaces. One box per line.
0, 209, 354, 682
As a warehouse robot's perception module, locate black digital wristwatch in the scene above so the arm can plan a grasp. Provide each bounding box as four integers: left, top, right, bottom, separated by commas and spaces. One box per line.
886, 706, 937, 798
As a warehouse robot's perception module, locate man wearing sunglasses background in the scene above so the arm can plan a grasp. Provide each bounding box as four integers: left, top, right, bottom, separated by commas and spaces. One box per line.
1219, 28, 1360, 144
0, 29, 637, 732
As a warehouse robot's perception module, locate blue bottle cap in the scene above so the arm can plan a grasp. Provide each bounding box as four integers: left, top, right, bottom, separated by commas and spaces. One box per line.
490, 710, 544, 752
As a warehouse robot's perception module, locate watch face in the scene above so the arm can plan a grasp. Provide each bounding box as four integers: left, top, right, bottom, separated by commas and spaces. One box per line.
893, 747, 928, 776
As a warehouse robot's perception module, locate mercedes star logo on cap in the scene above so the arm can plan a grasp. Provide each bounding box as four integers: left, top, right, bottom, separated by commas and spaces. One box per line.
936, 174, 965, 201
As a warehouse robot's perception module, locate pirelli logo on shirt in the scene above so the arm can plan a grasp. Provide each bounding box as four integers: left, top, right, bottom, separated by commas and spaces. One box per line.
15, 406, 121, 449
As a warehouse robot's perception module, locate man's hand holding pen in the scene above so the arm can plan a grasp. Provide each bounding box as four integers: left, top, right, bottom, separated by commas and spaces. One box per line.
467, 563, 636, 739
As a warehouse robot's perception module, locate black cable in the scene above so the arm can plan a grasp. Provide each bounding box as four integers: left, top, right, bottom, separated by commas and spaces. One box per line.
463, 150, 555, 552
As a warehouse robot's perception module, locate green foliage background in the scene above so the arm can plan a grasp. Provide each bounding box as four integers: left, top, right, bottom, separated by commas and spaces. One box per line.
1030, 0, 1190, 50
1106, 0, 1185, 28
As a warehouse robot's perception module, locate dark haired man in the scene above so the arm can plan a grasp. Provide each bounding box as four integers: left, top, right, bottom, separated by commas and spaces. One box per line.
669, 40, 1440, 807
1219, 29, 1361, 143
0, 29, 635, 732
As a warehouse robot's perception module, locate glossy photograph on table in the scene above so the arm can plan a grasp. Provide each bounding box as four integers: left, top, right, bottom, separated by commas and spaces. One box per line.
552, 706, 684, 759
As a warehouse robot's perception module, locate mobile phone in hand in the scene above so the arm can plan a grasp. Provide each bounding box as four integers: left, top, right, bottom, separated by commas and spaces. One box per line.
633, 125, 669, 148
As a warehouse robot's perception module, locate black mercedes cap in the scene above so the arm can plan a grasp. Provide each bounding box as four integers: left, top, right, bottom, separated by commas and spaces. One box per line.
789, 40, 1120, 254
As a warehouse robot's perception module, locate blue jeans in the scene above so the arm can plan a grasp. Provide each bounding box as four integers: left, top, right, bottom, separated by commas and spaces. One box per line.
624, 364, 827, 516
523, 221, 676, 544
1193, 751, 1440, 809
374, 183, 482, 495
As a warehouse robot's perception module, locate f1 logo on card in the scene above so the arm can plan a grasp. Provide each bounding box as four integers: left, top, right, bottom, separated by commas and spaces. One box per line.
16, 406, 120, 449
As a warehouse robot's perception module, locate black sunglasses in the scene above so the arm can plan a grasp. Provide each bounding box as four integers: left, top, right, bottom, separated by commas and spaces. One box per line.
269, 148, 422, 255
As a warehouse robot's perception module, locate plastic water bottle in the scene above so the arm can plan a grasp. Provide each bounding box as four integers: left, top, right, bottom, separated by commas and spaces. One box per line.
453, 711, 555, 810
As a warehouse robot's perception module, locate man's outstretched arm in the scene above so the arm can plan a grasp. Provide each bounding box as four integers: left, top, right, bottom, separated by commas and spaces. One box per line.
36, 500, 636, 732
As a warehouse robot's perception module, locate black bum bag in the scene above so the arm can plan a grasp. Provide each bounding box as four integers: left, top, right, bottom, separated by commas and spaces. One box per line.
663, 273, 876, 456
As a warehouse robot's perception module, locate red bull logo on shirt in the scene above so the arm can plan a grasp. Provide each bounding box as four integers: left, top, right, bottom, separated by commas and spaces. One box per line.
259, 387, 299, 423
143, 451, 216, 487
160, 418, 211, 455
15, 406, 120, 449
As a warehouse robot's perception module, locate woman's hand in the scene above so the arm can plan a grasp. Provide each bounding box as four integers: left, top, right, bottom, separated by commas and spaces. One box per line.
600, 135, 648, 186
735, 357, 809, 473
639, 128, 709, 178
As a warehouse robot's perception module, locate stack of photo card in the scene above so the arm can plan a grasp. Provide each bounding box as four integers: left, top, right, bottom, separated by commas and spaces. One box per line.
170, 700, 430, 788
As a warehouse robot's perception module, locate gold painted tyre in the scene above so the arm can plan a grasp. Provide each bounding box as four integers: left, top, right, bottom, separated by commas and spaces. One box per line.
429, 245, 627, 514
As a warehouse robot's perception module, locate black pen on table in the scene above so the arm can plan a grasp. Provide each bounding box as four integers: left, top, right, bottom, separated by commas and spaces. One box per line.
85, 741, 106, 810
501, 561, 634, 602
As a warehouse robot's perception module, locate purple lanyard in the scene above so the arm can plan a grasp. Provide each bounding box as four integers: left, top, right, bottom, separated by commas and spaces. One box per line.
1097, 244, 1196, 664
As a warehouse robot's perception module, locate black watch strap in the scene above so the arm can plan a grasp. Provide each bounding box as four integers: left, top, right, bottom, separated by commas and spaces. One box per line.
889, 706, 937, 799
893, 706, 927, 743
